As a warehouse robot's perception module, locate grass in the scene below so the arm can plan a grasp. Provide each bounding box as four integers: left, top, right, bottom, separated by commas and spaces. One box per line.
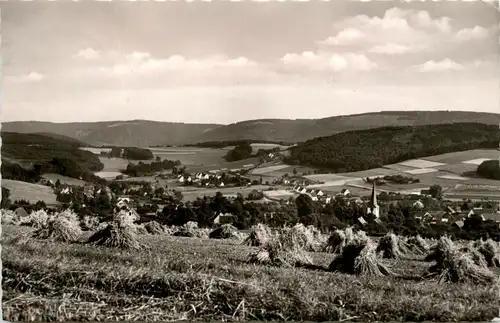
3, 224, 500, 321
1, 179, 59, 205
42, 173, 88, 186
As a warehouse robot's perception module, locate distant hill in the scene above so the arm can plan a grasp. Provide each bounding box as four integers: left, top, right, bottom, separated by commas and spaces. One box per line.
284, 123, 500, 172
1, 120, 222, 147
3, 111, 500, 146
199, 111, 500, 143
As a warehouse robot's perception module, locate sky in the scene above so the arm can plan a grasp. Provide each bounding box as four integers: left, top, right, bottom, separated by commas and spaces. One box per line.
1, 0, 499, 124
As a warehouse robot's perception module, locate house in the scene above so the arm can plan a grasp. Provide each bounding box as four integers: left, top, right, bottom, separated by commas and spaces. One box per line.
299, 187, 307, 194
203, 174, 211, 180
317, 190, 324, 197
340, 188, 350, 196
219, 182, 225, 187
413, 200, 425, 209
187, 177, 193, 182
325, 197, 332, 204
453, 220, 465, 229
358, 217, 368, 226
213, 213, 234, 228
60, 187, 72, 195
178, 176, 185, 183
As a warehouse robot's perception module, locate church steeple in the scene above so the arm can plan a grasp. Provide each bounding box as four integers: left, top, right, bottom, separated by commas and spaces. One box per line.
368, 181, 380, 218
370, 181, 378, 207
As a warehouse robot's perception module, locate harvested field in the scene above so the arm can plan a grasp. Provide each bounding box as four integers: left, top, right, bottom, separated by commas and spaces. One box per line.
3, 224, 500, 322
383, 164, 417, 172
422, 149, 500, 164
263, 190, 297, 199
304, 174, 352, 181
1, 179, 58, 205
398, 159, 446, 169
307, 179, 359, 188
41, 173, 87, 186
179, 185, 271, 201
250, 165, 290, 175
463, 158, 494, 165
437, 174, 470, 181
337, 168, 399, 178
403, 168, 439, 175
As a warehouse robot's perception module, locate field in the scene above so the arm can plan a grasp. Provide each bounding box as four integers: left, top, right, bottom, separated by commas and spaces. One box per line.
1, 179, 59, 205
42, 173, 87, 186
175, 185, 272, 202
3, 224, 500, 322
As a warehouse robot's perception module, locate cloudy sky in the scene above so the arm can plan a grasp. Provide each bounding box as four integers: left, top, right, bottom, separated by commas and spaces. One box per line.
2, 1, 499, 124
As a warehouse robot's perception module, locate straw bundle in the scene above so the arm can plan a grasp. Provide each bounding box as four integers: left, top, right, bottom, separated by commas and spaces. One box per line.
279, 223, 320, 252
406, 235, 430, 255
243, 223, 273, 246
87, 219, 141, 250
81, 215, 101, 231
329, 238, 393, 277
323, 229, 346, 253
209, 224, 242, 240
474, 239, 500, 267
459, 246, 488, 268
425, 236, 495, 284
248, 235, 313, 267
31, 215, 82, 243
1, 209, 17, 225
113, 209, 138, 226
134, 223, 149, 235
376, 233, 410, 259
144, 221, 164, 235
26, 210, 50, 229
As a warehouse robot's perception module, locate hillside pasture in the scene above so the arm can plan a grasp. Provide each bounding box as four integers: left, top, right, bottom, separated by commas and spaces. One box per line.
337, 167, 398, 178
422, 149, 500, 164
383, 164, 418, 172
250, 165, 290, 175
151, 147, 227, 166
263, 189, 296, 199
3, 225, 499, 322
250, 143, 290, 150
1, 179, 58, 205
41, 173, 87, 186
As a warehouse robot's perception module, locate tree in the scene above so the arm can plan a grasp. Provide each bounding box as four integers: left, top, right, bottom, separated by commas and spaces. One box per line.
293, 168, 298, 175
224, 142, 253, 162
1, 188, 11, 208
429, 185, 443, 199
55, 179, 61, 188
156, 156, 161, 162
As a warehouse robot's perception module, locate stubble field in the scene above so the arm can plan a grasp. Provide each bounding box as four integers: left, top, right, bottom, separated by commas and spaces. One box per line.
2, 224, 500, 322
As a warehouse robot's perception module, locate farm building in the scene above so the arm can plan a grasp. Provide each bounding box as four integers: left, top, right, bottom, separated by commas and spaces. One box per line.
14, 207, 29, 219
213, 213, 235, 228
339, 188, 350, 196
413, 200, 425, 209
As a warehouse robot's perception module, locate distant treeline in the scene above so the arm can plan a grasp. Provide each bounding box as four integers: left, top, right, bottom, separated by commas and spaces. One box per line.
121, 159, 181, 177
101, 147, 154, 160
284, 123, 500, 172
365, 175, 421, 185
152, 139, 295, 149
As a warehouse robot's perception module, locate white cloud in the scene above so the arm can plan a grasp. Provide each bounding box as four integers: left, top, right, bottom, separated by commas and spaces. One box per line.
125, 52, 152, 61
101, 54, 258, 76
282, 52, 377, 72
74, 48, 100, 60
319, 28, 365, 46
412, 59, 465, 72
369, 43, 416, 55
317, 7, 488, 57
454, 26, 489, 42
8, 72, 46, 83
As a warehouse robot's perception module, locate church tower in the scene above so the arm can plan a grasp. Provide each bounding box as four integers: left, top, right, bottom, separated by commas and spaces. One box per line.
368, 181, 380, 218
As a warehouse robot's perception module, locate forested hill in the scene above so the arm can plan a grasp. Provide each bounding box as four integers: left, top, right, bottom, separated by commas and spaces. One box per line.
1, 132, 105, 184
284, 123, 500, 172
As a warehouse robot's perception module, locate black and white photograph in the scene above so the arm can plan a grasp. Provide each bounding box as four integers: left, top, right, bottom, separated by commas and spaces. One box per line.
1, 0, 500, 321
